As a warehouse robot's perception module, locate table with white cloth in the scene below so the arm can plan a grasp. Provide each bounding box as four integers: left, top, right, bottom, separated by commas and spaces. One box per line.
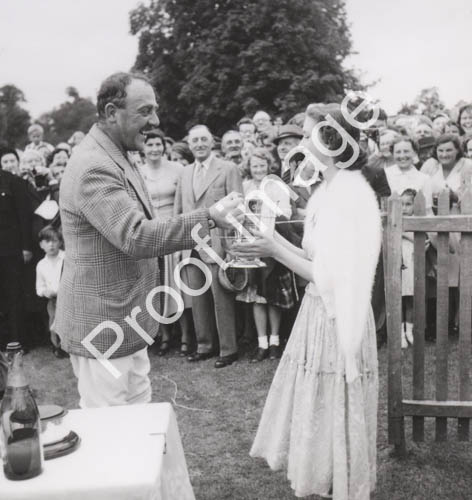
0, 402, 195, 500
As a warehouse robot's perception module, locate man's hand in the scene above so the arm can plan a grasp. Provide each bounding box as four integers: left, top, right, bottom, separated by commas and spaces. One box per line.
22, 250, 33, 264
209, 192, 244, 230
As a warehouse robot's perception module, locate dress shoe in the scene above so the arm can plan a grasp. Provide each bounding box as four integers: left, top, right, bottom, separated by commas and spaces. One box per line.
268, 345, 281, 360
187, 351, 215, 362
214, 352, 238, 368
251, 347, 268, 363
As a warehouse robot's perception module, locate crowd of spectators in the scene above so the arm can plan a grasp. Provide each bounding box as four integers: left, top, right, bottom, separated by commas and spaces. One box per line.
2, 101, 472, 361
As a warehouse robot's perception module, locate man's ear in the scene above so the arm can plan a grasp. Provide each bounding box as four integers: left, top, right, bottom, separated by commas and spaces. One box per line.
104, 103, 119, 123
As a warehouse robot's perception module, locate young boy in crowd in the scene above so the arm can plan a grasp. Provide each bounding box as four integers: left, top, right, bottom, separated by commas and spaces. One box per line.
35, 226, 68, 358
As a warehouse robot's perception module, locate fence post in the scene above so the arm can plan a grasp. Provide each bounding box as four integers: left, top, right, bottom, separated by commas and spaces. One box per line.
435, 189, 450, 441
412, 191, 426, 441
458, 188, 472, 440
385, 193, 406, 454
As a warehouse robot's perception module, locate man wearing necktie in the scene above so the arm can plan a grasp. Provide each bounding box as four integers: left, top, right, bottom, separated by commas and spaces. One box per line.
174, 125, 243, 368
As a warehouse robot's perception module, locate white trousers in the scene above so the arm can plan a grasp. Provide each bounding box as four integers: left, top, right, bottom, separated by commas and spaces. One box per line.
70, 347, 152, 408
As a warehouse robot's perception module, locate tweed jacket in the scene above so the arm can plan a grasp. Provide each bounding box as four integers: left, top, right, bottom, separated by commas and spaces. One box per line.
55, 124, 211, 358
174, 155, 243, 264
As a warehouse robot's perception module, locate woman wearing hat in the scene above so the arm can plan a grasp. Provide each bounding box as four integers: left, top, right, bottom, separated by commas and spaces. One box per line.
233, 104, 381, 499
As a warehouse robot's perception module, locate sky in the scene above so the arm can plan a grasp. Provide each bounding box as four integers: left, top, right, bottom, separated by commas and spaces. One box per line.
1, 0, 471, 119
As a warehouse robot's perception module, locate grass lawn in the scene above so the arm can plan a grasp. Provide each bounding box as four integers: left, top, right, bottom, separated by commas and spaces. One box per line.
24, 340, 472, 500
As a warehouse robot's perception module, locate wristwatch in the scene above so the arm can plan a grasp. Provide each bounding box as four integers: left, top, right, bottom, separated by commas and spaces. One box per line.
207, 217, 216, 230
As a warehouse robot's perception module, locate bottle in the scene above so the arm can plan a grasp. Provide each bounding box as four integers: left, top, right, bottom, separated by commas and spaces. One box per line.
0, 342, 43, 480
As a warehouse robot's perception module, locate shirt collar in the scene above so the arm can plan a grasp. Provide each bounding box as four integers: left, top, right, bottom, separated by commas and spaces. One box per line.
196, 154, 213, 171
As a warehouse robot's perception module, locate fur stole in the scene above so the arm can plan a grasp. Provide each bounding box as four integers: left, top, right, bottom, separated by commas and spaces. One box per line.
306, 169, 382, 383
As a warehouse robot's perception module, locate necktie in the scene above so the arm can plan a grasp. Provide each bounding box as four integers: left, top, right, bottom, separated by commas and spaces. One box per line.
282, 168, 291, 185
193, 163, 206, 198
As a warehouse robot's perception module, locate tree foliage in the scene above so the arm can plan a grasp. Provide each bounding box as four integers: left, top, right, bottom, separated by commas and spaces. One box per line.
38, 87, 97, 145
398, 87, 446, 118
0, 85, 31, 149
130, 0, 361, 137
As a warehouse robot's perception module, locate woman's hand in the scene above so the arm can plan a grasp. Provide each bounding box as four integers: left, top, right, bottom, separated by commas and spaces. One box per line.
231, 229, 277, 259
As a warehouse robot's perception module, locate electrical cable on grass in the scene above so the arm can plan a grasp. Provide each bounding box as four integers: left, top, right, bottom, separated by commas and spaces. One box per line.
158, 374, 212, 413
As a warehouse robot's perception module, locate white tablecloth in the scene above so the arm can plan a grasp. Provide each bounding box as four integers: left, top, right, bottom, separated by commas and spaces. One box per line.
0, 402, 195, 500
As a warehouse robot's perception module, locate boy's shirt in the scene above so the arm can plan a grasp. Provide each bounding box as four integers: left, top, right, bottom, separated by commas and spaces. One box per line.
36, 250, 65, 298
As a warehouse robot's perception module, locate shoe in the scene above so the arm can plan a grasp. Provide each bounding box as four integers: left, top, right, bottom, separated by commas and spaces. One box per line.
187, 351, 216, 362
251, 348, 268, 363
268, 345, 281, 360
180, 343, 189, 357
157, 341, 170, 356
214, 352, 238, 368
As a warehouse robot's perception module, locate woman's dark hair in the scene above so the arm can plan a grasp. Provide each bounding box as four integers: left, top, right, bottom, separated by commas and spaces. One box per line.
46, 147, 70, 168
306, 103, 364, 170
144, 129, 166, 152
96, 72, 151, 119
432, 133, 463, 161
171, 141, 194, 164
390, 136, 419, 155
0, 148, 20, 163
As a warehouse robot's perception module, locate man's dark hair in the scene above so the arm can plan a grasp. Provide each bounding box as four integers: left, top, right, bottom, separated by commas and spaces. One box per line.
96, 72, 152, 119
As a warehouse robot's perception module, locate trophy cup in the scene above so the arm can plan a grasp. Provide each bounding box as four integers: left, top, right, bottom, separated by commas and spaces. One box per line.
223, 197, 270, 268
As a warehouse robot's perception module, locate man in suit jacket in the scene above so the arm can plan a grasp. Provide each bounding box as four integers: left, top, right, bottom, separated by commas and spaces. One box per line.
55, 73, 242, 407
174, 125, 243, 368
0, 168, 32, 349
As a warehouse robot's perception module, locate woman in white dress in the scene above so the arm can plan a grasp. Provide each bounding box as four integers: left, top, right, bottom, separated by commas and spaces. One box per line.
233, 104, 381, 499
384, 136, 434, 210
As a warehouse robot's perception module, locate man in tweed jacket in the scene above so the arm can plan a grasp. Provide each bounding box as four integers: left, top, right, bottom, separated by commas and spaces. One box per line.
55, 73, 242, 407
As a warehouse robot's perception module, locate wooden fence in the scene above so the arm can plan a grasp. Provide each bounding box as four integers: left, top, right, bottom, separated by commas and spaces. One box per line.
383, 188, 472, 454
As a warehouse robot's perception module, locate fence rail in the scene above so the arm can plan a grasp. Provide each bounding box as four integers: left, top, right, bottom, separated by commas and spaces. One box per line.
383, 188, 472, 453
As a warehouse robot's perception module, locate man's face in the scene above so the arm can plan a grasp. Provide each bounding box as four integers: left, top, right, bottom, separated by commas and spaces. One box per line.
114, 80, 160, 152
1, 153, 20, 175
29, 129, 43, 145
239, 123, 256, 143
253, 112, 271, 133
188, 127, 213, 162
277, 136, 301, 161
221, 132, 243, 160
414, 124, 433, 140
